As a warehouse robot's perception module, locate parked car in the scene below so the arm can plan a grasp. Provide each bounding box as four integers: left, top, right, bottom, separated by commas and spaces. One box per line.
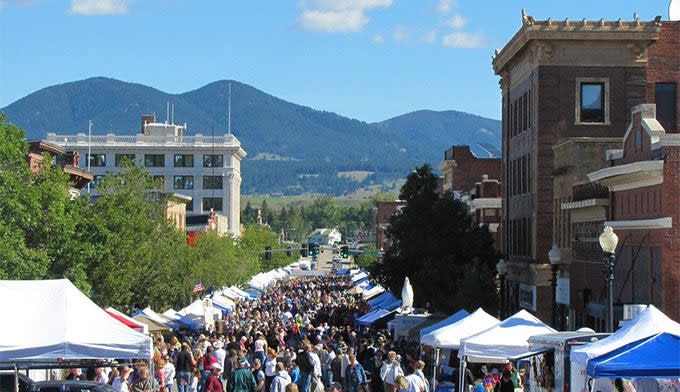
0, 371, 32, 392
32, 380, 116, 392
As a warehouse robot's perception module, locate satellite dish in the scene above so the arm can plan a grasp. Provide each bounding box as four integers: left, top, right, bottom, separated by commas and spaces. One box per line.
671, 0, 680, 21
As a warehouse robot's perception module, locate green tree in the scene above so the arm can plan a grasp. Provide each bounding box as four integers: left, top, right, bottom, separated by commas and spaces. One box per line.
370, 164, 499, 314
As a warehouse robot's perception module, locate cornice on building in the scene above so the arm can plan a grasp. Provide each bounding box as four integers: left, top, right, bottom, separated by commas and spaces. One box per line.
492, 13, 662, 76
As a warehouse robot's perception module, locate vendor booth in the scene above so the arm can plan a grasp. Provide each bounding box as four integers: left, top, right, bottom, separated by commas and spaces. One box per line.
419, 309, 470, 341
0, 279, 153, 368
421, 308, 499, 349
586, 332, 680, 378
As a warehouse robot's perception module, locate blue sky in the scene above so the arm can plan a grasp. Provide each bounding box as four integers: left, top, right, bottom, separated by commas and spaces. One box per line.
0, 0, 673, 122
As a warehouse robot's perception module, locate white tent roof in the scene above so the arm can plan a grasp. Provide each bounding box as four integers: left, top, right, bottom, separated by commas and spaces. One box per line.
219, 287, 243, 301
421, 308, 499, 349
362, 284, 385, 300
107, 307, 149, 335
352, 272, 368, 282
229, 286, 253, 299
0, 279, 152, 366
459, 309, 556, 363
140, 306, 174, 327
571, 305, 680, 365
179, 299, 219, 319
212, 294, 235, 310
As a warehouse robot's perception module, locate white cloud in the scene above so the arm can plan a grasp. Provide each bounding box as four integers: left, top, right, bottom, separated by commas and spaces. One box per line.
372, 34, 385, 44
70, 0, 134, 15
298, 9, 368, 32
422, 30, 437, 44
436, 0, 455, 14
446, 14, 466, 29
393, 26, 409, 42
0, 0, 40, 7
297, 0, 393, 32
442, 32, 484, 48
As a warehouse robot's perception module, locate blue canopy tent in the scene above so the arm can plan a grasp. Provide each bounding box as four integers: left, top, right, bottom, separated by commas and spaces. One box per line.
367, 291, 392, 306
370, 292, 398, 309
335, 269, 351, 275
173, 315, 201, 330
419, 309, 470, 340
586, 332, 680, 378
380, 298, 403, 311
356, 308, 397, 326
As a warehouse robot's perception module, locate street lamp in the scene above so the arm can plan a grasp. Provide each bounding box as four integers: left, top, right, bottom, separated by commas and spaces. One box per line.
548, 244, 562, 329
496, 258, 507, 318
599, 226, 619, 333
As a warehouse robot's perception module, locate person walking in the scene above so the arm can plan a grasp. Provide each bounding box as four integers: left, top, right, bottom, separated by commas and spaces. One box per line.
379, 352, 403, 392
229, 357, 258, 392
270, 363, 292, 392
345, 354, 367, 392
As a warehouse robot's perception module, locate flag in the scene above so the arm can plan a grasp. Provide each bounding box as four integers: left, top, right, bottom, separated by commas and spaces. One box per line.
193, 281, 205, 294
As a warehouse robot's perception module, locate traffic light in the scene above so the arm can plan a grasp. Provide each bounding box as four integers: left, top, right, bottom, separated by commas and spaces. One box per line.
341, 245, 349, 259
264, 246, 272, 261
309, 243, 319, 257
286, 246, 292, 257
300, 243, 308, 257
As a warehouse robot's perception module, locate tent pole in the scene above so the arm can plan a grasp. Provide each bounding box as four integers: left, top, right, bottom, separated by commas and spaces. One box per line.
14, 364, 19, 392
458, 358, 466, 392
431, 347, 439, 392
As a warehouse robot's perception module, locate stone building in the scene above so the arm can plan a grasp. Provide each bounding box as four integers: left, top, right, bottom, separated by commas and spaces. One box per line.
46, 115, 246, 237
493, 13, 677, 324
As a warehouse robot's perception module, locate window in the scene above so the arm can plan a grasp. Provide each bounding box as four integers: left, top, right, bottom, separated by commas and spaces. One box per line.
635, 130, 642, 150
186, 199, 194, 212
174, 154, 194, 167
203, 197, 223, 211
580, 83, 605, 122
87, 154, 106, 167
656, 83, 677, 131
173, 175, 194, 189
203, 154, 223, 167
115, 154, 135, 167
145, 154, 165, 167
203, 175, 223, 189
576, 79, 609, 124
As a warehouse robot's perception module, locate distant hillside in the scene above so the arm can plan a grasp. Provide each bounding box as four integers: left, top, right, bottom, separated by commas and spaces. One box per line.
1, 77, 500, 195
374, 109, 501, 159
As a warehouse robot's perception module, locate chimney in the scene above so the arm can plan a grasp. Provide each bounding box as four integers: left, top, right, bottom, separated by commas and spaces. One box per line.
141, 114, 156, 134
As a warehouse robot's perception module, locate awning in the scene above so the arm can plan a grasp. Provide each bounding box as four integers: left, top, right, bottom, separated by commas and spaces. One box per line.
508, 347, 554, 361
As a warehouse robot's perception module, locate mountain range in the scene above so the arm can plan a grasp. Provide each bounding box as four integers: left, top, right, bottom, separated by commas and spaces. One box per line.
1, 77, 501, 195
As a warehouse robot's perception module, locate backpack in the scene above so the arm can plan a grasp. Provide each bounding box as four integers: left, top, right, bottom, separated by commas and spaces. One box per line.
297, 351, 314, 373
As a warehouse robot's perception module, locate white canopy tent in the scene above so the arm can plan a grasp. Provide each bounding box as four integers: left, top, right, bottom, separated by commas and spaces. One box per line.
570, 304, 680, 366
459, 309, 556, 363
229, 286, 254, 300
140, 306, 175, 328
212, 295, 236, 311
107, 306, 149, 334
352, 271, 368, 282
420, 308, 498, 348
0, 279, 152, 368
362, 284, 385, 300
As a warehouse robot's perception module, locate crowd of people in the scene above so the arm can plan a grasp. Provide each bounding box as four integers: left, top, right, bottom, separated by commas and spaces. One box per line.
68, 275, 536, 392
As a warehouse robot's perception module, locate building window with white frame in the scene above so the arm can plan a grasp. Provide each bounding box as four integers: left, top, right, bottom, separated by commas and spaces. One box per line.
203, 197, 223, 211
575, 78, 610, 125
203, 175, 223, 189
174, 154, 194, 167
145, 154, 165, 167
203, 154, 223, 168
173, 175, 194, 190
87, 154, 106, 167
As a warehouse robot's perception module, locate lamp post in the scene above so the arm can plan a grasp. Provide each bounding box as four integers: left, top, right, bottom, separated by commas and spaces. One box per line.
496, 258, 507, 318
548, 244, 562, 329
599, 226, 619, 333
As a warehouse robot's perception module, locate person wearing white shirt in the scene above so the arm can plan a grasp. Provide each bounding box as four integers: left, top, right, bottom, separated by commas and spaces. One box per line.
404, 365, 426, 392
380, 352, 404, 392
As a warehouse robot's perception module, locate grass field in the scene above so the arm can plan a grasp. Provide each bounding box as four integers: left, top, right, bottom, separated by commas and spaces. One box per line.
241, 184, 402, 210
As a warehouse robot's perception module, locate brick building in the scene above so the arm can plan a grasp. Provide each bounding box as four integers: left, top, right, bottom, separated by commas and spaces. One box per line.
438, 145, 500, 197
464, 175, 502, 250
375, 201, 406, 251
493, 13, 676, 324
577, 104, 680, 326
27, 140, 93, 198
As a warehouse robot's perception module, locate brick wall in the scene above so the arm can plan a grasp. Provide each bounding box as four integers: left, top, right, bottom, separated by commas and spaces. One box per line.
447, 146, 501, 193
646, 21, 680, 132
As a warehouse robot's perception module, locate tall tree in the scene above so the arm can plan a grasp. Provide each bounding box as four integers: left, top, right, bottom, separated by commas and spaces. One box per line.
370, 164, 499, 314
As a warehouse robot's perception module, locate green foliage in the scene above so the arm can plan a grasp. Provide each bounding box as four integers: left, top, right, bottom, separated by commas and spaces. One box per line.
369, 164, 500, 314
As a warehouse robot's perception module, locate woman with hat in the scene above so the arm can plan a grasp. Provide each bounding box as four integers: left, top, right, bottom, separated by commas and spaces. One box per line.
206, 363, 224, 392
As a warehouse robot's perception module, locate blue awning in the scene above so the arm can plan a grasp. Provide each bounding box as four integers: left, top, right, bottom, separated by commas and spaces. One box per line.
370, 292, 398, 309
381, 298, 402, 311
335, 269, 351, 275
354, 277, 368, 285
367, 291, 391, 306
587, 332, 680, 378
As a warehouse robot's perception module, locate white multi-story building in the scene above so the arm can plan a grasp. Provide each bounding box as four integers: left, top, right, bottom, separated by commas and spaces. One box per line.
46, 115, 246, 237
